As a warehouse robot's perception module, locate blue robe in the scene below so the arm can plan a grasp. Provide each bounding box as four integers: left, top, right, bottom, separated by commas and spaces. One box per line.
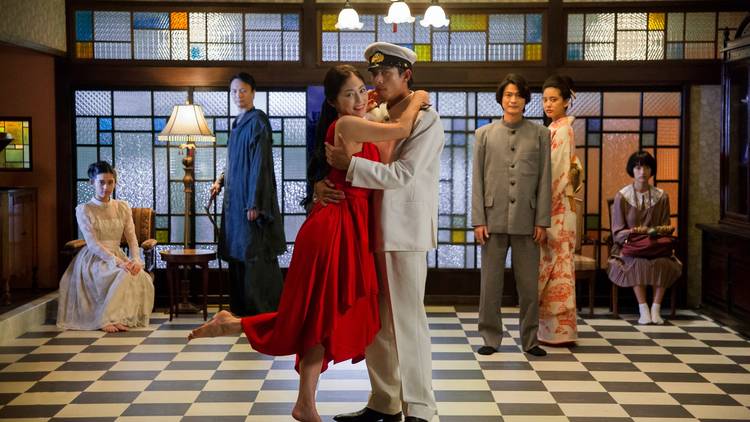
219, 108, 286, 315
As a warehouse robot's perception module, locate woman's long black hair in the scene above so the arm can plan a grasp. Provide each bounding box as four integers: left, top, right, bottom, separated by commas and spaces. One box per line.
302, 65, 366, 209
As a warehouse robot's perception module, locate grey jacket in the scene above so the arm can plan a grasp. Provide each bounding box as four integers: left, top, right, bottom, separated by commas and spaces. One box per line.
471, 118, 551, 235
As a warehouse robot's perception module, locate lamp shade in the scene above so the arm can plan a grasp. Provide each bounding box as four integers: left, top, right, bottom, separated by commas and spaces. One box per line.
383, 0, 415, 24
158, 103, 215, 143
420, 1, 449, 28
335, 1, 363, 30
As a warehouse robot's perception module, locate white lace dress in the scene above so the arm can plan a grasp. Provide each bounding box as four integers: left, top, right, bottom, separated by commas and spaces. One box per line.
57, 198, 154, 330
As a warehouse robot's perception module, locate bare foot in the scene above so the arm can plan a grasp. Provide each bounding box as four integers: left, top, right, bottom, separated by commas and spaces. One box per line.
187, 310, 242, 340
114, 323, 129, 331
102, 324, 119, 333
292, 401, 321, 422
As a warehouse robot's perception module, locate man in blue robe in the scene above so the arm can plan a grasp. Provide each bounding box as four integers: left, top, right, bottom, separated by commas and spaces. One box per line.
211, 73, 286, 316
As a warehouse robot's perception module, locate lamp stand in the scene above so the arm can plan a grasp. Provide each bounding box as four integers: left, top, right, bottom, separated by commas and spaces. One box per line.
178, 142, 199, 314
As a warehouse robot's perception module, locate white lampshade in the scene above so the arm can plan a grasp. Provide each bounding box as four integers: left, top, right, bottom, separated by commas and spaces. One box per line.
384, 0, 415, 24
158, 103, 215, 143
335, 1, 363, 30
420, 1, 449, 28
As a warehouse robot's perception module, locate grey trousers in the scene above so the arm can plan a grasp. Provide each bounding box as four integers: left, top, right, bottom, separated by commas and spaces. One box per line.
478, 234, 540, 352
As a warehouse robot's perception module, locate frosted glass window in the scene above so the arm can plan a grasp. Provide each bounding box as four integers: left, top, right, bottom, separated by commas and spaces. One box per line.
569, 10, 739, 61
74, 88, 307, 268
321, 12, 544, 62
75, 10, 301, 62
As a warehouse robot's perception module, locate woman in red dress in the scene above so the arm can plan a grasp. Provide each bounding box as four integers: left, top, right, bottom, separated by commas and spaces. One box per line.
188, 65, 428, 422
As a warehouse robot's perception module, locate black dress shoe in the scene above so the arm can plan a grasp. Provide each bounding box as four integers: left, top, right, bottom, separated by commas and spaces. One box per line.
525, 346, 547, 356
333, 407, 403, 422
404, 417, 428, 422
477, 345, 497, 355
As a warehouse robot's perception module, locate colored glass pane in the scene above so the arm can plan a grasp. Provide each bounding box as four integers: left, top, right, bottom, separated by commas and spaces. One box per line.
657, 119, 680, 146
586, 147, 600, 214
656, 148, 679, 180
76, 42, 93, 59
601, 133, 639, 229
648, 13, 665, 30
526, 14, 543, 43
322, 14, 337, 31
415, 44, 431, 61
451, 14, 488, 31
76, 11, 93, 41
134, 12, 169, 29
171, 12, 188, 30
525, 44, 542, 60
643, 93, 681, 117
658, 182, 679, 215
603, 92, 641, 116
451, 230, 466, 244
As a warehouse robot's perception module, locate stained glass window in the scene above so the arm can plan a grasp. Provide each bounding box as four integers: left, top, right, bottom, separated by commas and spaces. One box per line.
422, 90, 682, 268
321, 12, 544, 62
73, 89, 307, 268
74, 10, 300, 61
567, 11, 746, 61
0, 118, 31, 170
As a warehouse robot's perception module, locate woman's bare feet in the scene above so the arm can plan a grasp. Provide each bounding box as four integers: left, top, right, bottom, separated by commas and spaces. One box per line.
292, 401, 321, 422
187, 310, 242, 340
114, 323, 129, 331
102, 324, 119, 333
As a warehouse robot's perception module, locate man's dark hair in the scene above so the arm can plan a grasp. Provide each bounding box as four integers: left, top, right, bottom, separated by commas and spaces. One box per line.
626, 150, 657, 178
229, 72, 257, 91
495, 73, 531, 107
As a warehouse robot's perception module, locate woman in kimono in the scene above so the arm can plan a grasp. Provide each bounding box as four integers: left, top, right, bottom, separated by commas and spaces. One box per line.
193, 65, 429, 422
538, 75, 579, 344
608, 151, 682, 324
210, 72, 286, 316
57, 161, 154, 332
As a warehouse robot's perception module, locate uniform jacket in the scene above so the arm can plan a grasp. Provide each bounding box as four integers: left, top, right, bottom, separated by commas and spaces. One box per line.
471, 118, 552, 235
347, 107, 444, 252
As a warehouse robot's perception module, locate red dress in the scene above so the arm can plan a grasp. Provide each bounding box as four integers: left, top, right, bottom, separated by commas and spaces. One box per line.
240, 120, 381, 373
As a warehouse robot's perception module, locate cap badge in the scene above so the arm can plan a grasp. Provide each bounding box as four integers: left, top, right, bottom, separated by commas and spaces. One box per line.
370, 52, 385, 65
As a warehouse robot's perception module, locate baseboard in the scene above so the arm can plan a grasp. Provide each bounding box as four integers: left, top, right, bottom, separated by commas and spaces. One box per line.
0, 292, 58, 345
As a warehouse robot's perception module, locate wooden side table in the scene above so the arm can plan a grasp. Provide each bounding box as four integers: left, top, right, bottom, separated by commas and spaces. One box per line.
159, 249, 216, 321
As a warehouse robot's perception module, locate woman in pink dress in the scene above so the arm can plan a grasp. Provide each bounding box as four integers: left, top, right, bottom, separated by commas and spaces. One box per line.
187, 65, 428, 422
538, 75, 579, 344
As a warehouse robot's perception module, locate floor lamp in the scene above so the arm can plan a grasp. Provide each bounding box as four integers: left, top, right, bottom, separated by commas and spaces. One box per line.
158, 102, 215, 248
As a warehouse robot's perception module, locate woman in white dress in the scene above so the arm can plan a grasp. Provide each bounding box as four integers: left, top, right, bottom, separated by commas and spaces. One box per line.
57, 161, 154, 332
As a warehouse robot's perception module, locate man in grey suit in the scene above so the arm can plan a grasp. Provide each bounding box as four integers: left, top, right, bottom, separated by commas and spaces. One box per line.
472, 73, 551, 357
324, 43, 444, 422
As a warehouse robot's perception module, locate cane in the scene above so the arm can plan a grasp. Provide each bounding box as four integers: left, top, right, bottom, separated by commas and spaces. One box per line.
205, 195, 225, 311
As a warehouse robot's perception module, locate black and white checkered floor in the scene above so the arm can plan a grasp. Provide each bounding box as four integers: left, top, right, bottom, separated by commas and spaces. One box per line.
1, 306, 750, 421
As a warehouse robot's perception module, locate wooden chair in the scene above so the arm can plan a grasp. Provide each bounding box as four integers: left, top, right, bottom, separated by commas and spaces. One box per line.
62, 207, 158, 278
606, 198, 677, 318
573, 197, 598, 317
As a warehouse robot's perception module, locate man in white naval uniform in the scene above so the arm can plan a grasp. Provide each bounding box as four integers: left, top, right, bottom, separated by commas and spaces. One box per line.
324, 42, 444, 422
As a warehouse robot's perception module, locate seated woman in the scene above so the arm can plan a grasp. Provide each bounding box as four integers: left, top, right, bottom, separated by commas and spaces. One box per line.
57, 161, 154, 333
608, 151, 682, 324
188, 65, 429, 422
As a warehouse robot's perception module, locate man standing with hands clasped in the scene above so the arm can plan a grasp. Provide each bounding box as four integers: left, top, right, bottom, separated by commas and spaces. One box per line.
323, 42, 444, 422
472, 73, 551, 357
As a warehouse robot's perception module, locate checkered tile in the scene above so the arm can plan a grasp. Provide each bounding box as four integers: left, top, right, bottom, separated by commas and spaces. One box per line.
1, 306, 749, 421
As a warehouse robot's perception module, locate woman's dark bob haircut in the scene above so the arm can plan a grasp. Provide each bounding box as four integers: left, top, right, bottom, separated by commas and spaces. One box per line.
87, 160, 116, 181
626, 150, 657, 178
495, 73, 531, 107
229, 72, 257, 91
